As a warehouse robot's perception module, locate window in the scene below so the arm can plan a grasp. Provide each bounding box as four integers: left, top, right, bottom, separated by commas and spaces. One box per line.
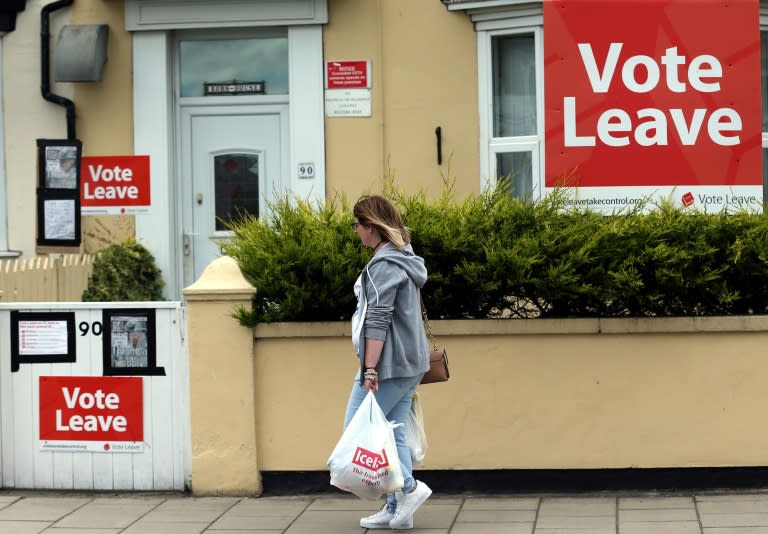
213, 153, 261, 231
480, 27, 544, 199
178, 33, 289, 97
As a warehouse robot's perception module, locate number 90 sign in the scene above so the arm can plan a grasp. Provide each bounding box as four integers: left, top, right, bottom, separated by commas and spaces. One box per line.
298, 162, 315, 179
79, 321, 102, 336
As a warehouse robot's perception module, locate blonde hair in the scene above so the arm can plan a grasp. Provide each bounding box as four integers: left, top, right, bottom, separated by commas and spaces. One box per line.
353, 195, 410, 250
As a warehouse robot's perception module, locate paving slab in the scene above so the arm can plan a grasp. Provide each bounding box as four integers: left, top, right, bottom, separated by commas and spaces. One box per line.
620, 522, 700, 534
536, 514, 616, 529
208, 513, 297, 530
0, 521, 53, 533
457, 509, 537, 523
620, 496, 694, 509
463, 497, 539, 510
699, 500, 768, 514
619, 507, 699, 521
539, 499, 616, 517
699, 513, 768, 528
704, 528, 768, 534
53, 501, 160, 529
122, 522, 209, 534
453, 524, 533, 534
0, 496, 90, 521
534, 529, 615, 534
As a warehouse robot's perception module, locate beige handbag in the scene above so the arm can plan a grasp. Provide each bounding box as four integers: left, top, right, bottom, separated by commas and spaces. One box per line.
420, 295, 449, 384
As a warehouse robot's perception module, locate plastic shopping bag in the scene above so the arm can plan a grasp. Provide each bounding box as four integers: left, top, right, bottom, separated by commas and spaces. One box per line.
404, 391, 429, 466
327, 391, 404, 500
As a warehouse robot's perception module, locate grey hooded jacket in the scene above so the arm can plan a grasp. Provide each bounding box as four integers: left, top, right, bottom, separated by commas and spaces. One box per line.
356, 242, 430, 382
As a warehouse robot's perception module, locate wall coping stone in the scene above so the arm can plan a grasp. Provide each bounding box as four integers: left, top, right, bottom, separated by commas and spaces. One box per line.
253, 315, 768, 338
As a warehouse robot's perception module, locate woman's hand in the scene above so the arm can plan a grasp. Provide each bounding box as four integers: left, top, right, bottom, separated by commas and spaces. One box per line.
363, 368, 379, 392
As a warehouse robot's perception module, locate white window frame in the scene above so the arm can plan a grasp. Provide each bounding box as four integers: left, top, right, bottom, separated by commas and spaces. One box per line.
478, 24, 545, 197
761, 10, 768, 200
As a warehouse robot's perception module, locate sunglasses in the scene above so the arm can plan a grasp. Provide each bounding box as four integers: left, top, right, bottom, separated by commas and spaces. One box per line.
350, 222, 362, 229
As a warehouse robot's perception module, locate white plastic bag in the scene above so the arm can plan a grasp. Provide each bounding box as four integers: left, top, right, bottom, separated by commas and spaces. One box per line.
327, 391, 404, 500
404, 391, 429, 466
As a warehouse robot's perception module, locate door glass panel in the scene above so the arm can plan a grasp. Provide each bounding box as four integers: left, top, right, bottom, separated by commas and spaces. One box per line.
492, 34, 536, 137
179, 35, 288, 97
214, 153, 260, 231
497, 152, 533, 199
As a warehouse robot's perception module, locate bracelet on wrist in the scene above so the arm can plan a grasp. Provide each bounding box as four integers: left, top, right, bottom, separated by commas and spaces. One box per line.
363, 369, 378, 381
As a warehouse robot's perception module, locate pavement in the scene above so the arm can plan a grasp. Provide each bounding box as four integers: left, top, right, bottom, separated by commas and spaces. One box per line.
1, 490, 768, 533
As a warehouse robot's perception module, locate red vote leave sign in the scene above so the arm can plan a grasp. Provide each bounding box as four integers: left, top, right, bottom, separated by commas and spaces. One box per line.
80, 155, 151, 213
39, 376, 143, 443
543, 0, 762, 209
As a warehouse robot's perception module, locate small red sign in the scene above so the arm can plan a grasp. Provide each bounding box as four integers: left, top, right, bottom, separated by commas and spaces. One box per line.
39, 376, 143, 442
80, 155, 151, 210
326, 61, 370, 89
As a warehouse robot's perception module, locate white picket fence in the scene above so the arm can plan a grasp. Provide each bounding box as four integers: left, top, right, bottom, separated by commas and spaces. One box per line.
0, 302, 189, 491
0, 255, 94, 302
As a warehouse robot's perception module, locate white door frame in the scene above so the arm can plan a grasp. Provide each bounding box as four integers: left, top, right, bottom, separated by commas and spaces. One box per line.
178, 104, 290, 285
132, 26, 325, 299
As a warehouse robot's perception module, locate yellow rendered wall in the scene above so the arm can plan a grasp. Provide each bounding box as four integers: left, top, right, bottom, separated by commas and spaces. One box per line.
251, 319, 768, 472
4, 1, 74, 256
72, 1, 135, 252
324, 0, 479, 202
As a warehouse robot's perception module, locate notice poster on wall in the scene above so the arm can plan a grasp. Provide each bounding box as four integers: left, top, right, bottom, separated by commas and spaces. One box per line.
39, 376, 144, 453
10, 311, 76, 372
543, 0, 762, 212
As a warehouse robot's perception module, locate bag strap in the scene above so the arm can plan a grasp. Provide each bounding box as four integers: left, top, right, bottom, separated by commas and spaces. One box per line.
419, 292, 438, 351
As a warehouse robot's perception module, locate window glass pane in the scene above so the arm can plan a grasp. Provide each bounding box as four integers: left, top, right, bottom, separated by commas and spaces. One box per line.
492, 34, 536, 137
214, 154, 260, 231
762, 31, 768, 131
179, 36, 288, 97
497, 152, 533, 198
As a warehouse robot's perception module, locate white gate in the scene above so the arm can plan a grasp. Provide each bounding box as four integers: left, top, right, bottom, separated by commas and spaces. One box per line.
0, 302, 189, 490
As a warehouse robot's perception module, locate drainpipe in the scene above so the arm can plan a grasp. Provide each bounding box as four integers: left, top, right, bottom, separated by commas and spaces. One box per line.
41, 0, 75, 140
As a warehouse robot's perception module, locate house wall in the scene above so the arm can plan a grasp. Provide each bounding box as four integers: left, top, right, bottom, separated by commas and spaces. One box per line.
2, 1, 481, 294
3, 1, 134, 258
323, 0, 479, 200
71, 1, 135, 252
4, 1, 73, 257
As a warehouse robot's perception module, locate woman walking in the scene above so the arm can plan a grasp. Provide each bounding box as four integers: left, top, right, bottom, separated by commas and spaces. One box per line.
344, 195, 432, 530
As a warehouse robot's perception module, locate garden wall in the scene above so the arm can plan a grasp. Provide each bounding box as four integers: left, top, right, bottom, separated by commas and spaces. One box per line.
185, 257, 768, 495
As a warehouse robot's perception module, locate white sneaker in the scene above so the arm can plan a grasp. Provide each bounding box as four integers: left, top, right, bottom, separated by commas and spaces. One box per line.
360, 504, 414, 529
390, 481, 432, 529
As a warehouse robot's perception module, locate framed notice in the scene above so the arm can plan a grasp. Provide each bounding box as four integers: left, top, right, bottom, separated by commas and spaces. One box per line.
101, 309, 165, 376
10, 311, 76, 372
37, 139, 81, 191
37, 195, 80, 246
36, 138, 82, 249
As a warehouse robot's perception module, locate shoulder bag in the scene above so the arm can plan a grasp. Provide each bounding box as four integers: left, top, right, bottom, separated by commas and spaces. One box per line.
420, 294, 449, 384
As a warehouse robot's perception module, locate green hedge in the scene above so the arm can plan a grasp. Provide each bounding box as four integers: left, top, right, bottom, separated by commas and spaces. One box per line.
221, 186, 768, 325
82, 238, 165, 302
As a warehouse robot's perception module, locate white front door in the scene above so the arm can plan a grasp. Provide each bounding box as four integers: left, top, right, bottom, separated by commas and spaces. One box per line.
180, 105, 287, 284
